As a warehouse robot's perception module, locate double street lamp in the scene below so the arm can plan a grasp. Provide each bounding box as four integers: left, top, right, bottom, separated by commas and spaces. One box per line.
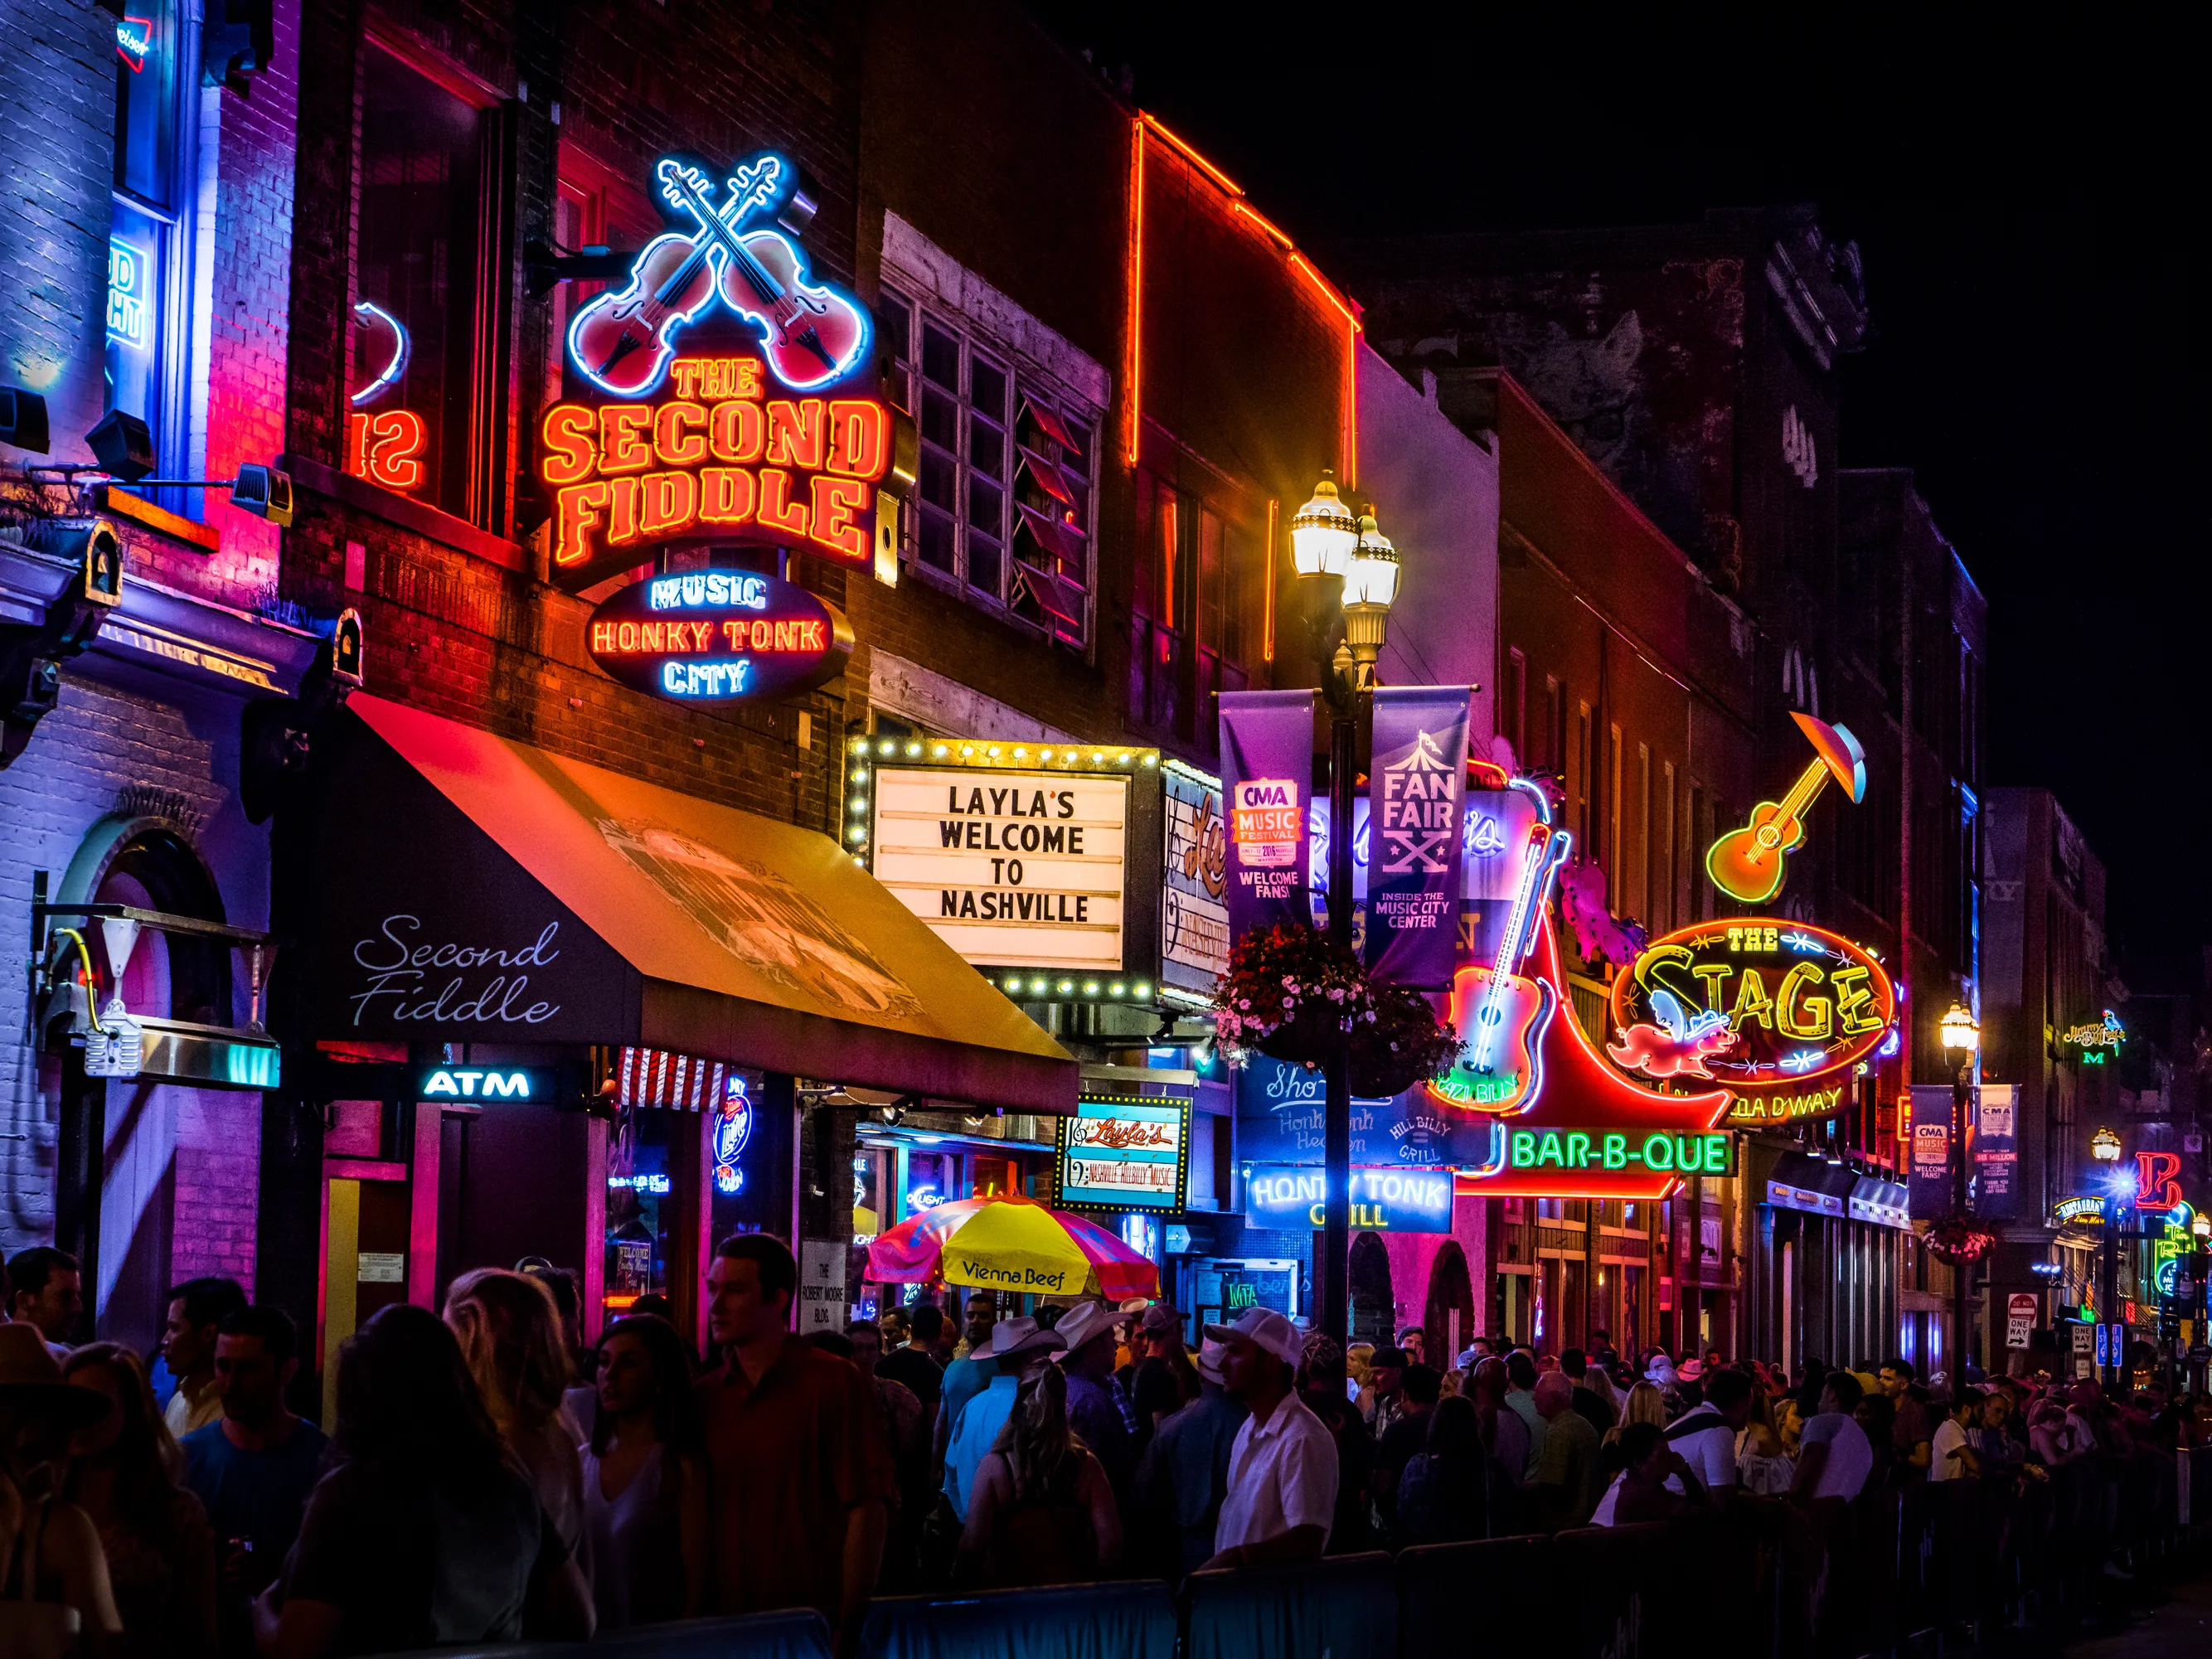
1289, 471, 1401, 1349
1940, 1002, 1979, 1376
2088, 1123, 2134, 1388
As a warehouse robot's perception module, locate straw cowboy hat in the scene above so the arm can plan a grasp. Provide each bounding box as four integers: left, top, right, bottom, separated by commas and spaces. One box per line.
978, 1316, 1065, 1364
1050, 1300, 1118, 1359
0, 1324, 112, 1429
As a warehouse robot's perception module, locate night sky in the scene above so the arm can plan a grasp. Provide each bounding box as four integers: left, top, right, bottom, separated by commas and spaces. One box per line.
1028, 8, 2202, 984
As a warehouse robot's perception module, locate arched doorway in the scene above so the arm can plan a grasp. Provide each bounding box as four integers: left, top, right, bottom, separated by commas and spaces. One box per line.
1349, 1230, 1395, 1349
1424, 1240, 1477, 1368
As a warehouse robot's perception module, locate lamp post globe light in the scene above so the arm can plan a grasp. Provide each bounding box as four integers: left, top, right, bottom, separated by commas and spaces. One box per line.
1940, 1002, 1979, 1377
2089, 1125, 2123, 1162
1289, 470, 1399, 1348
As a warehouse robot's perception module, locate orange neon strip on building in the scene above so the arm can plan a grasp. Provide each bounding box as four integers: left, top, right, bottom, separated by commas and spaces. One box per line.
1124, 116, 1145, 468
1341, 319, 1358, 488
1263, 497, 1278, 663
1138, 113, 1240, 195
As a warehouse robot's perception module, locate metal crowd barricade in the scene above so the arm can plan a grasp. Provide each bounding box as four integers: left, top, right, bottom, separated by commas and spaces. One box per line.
357, 1608, 835, 1659
1395, 1535, 1556, 1654
859, 1580, 1176, 1659
1181, 1551, 1397, 1659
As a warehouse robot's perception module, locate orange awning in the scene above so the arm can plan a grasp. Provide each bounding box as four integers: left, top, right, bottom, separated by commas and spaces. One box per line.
311, 695, 1076, 1113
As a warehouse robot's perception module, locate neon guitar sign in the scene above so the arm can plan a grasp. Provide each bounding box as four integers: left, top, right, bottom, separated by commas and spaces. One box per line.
567, 154, 869, 398
1428, 812, 1569, 1113
1705, 711, 1866, 904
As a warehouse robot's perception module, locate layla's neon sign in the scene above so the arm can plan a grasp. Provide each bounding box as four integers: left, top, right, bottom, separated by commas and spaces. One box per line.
541, 366, 889, 568
566, 156, 870, 399
1608, 919, 1894, 1123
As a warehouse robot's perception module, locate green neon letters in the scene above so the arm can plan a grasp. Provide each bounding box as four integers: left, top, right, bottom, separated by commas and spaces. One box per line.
1506, 1128, 1734, 1176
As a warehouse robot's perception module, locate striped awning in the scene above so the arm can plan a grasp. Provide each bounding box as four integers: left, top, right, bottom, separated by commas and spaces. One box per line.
612, 1045, 740, 1111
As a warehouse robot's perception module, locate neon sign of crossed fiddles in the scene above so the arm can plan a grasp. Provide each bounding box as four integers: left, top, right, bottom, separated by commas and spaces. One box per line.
566, 154, 870, 399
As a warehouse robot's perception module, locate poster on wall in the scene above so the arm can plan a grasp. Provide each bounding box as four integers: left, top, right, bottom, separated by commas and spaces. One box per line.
1365, 686, 1470, 988
1161, 764, 1229, 995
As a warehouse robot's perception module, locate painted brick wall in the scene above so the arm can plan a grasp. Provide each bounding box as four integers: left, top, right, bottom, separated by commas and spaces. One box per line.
0, 2, 115, 468
172, 1089, 260, 1291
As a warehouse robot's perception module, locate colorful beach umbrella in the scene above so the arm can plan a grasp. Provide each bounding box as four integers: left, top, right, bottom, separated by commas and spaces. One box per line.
866, 1193, 1158, 1303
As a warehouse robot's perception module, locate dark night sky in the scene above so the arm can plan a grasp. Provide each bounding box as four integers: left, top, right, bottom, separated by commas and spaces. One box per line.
1027, 7, 2203, 982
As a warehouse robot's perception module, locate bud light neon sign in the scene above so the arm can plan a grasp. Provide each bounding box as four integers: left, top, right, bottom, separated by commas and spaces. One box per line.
713, 1074, 754, 1194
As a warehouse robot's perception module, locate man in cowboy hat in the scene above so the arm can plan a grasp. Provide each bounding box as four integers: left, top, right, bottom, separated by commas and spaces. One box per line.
1054, 1301, 1134, 1493
940, 1316, 1065, 1522
0, 1322, 124, 1638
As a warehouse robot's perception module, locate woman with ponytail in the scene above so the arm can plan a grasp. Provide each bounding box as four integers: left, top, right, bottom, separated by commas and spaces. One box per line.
954, 1361, 1121, 1587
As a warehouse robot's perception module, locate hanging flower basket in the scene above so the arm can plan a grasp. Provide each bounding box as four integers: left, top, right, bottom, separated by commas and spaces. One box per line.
1211, 922, 1457, 1096
1924, 1214, 1996, 1265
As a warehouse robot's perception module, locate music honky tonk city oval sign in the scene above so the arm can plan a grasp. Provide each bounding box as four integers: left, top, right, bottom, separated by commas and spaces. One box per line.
1607, 919, 1895, 1123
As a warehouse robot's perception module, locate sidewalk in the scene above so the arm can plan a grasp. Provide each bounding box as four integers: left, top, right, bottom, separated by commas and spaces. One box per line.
2064, 1571, 2212, 1659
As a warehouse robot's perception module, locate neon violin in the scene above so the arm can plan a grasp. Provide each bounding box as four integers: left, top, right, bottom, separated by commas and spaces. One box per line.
1705, 711, 1867, 905
1427, 817, 1570, 1115
653, 159, 869, 391
565, 161, 786, 398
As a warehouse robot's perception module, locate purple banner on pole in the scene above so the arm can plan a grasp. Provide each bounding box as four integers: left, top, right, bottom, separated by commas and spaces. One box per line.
1907, 1084, 1955, 1221
1218, 690, 1315, 944
1366, 686, 1470, 988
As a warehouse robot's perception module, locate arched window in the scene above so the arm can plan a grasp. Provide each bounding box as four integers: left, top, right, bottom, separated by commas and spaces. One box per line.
1424, 1240, 1477, 1367
64, 818, 231, 1026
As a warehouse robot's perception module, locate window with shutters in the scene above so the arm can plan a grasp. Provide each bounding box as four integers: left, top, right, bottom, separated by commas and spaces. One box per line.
877, 283, 1097, 648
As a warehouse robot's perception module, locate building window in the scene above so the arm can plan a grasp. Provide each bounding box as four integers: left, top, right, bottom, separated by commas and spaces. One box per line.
356, 45, 488, 518
878, 284, 1096, 648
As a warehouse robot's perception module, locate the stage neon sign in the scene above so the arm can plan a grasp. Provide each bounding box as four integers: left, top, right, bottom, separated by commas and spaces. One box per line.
345, 301, 426, 491
1608, 919, 1894, 1123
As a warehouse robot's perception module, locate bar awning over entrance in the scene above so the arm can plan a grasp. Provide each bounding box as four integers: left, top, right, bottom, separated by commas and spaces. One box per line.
309, 696, 1077, 1113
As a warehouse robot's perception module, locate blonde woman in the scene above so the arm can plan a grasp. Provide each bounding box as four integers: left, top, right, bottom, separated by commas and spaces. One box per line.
444, 1269, 588, 1559
1601, 1381, 1667, 1449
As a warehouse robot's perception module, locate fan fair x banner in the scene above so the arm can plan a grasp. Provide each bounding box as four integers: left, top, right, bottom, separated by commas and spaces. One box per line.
1366, 686, 1470, 989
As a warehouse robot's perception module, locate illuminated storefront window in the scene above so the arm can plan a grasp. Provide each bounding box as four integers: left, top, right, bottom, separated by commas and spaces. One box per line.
357, 45, 485, 517
107, 0, 178, 459
604, 1108, 676, 1316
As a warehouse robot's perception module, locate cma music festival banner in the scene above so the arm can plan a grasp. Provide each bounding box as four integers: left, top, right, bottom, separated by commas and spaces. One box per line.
1366, 686, 1469, 989
1218, 691, 1314, 943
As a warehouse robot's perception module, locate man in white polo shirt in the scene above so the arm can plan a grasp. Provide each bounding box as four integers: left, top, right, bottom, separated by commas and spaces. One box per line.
1200, 1308, 1339, 1569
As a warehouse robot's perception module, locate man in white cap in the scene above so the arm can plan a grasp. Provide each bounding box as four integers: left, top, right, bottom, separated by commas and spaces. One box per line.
1200, 1307, 1338, 1570
939, 1316, 1065, 1523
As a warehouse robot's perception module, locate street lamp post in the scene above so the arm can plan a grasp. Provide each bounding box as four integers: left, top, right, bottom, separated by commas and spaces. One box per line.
2089, 1125, 2124, 1388
1940, 1001, 1979, 1378
1289, 472, 1399, 1349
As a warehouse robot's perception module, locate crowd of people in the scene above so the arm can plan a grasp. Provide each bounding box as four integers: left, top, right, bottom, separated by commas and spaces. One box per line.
5, 1235, 2206, 1656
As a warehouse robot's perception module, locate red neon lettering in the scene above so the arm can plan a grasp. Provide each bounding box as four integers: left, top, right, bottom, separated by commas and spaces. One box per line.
638, 470, 700, 539
554, 481, 610, 565
709, 400, 764, 463
764, 400, 825, 469
755, 468, 809, 539
541, 404, 597, 485
827, 400, 889, 478
347, 412, 370, 478
606, 476, 643, 546
699, 466, 755, 526
599, 406, 653, 474
809, 474, 870, 562
362, 410, 426, 490
654, 400, 708, 468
